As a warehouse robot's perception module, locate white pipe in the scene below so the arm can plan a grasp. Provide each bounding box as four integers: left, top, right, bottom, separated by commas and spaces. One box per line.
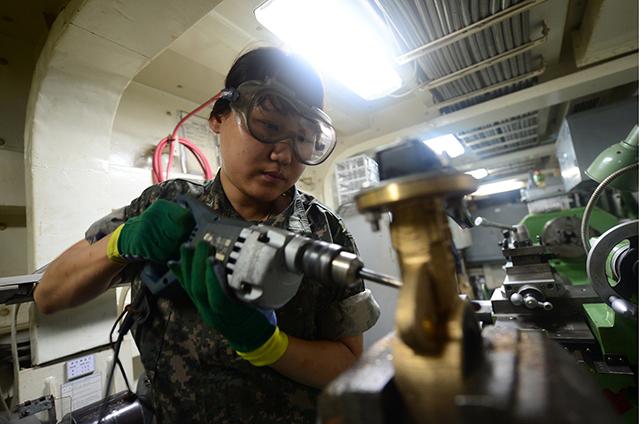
426, 66, 546, 112
396, 0, 547, 64
473, 134, 539, 153
458, 112, 538, 139
464, 124, 539, 146
422, 35, 547, 90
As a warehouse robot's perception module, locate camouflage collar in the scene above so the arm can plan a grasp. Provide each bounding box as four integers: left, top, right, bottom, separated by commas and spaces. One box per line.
203, 172, 312, 234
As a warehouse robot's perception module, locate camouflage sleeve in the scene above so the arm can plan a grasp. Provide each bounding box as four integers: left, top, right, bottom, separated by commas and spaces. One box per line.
85, 206, 143, 286
316, 212, 381, 340
85, 178, 206, 243
84, 179, 205, 285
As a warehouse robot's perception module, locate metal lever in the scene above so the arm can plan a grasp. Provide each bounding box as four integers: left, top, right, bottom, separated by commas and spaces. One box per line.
510, 292, 553, 311
474, 216, 517, 232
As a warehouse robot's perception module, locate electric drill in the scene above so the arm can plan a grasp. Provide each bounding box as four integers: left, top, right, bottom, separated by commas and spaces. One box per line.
141, 194, 398, 309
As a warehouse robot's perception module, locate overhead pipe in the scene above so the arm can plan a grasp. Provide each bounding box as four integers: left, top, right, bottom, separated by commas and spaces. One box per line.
454, 143, 556, 170
472, 133, 539, 153
426, 66, 546, 112
476, 138, 555, 158
420, 34, 547, 90
488, 159, 542, 176
477, 142, 540, 158
464, 123, 540, 146
396, 0, 547, 65
456, 112, 539, 139
379, 0, 538, 107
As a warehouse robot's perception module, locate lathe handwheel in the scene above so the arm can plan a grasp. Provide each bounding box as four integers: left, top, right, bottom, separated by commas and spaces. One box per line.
587, 220, 638, 319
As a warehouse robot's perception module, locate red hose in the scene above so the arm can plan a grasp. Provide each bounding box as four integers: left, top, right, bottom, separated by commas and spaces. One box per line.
152, 92, 222, 184
152, 136, 214, 184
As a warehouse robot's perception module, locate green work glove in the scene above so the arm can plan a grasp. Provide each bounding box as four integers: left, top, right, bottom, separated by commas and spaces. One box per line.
169, 241, 289, 365
107, 199, 195, 264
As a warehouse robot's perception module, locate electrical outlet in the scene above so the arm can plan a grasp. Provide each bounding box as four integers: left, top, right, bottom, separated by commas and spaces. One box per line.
66, 354, 95, 381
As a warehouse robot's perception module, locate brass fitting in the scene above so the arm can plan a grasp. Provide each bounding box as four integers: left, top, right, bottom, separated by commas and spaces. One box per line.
355, 171, 478, 422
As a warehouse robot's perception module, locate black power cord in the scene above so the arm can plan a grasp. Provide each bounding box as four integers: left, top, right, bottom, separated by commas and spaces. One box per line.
97, 288, 148, 424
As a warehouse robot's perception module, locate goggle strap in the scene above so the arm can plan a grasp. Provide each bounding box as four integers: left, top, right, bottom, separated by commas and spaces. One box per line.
218, 87, 240, 103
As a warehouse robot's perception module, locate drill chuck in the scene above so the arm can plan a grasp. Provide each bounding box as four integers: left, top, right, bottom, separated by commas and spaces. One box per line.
284, 235, 401, 288
284, 235, 363, 286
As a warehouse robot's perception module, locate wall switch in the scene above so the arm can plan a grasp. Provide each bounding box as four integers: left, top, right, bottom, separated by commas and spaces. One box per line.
66, 354, 95, 381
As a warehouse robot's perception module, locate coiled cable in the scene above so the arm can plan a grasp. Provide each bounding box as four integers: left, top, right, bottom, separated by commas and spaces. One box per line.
152, 92, 222, 183
581, 162, 638, 253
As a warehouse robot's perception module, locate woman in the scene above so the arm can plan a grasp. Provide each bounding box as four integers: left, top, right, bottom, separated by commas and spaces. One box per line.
35, 47, 380, 423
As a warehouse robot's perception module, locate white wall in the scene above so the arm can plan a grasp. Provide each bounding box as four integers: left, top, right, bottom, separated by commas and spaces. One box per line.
0, 151, 27, 276
0, 12, 46, 402
0, 150, 26, 206
25, 0, 220, 271
0, 33, 44, 154
0, 228, 27, 276
108, 80, 217, 208
0, 28, 44, 277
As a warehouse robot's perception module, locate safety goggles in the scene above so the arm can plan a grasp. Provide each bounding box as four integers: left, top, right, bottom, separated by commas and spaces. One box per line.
218, 80, 337, 166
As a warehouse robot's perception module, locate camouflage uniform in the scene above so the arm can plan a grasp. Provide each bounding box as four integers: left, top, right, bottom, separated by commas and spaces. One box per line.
85, 173, 380, 423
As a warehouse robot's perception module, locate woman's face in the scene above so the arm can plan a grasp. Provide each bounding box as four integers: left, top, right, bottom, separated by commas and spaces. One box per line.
210, 109, 306, 203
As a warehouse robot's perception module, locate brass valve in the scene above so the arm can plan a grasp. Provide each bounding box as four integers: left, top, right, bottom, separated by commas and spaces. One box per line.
355, 170, 478, 422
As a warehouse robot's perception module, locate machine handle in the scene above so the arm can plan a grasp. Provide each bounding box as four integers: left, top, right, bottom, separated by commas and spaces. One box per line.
474, 216, 517, 232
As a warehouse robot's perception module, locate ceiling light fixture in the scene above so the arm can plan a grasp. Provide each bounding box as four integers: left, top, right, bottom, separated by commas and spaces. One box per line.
254, 0, 402, 100
422, 134, 465, 158
465, 168, 489, 179
472, 179, 525, 197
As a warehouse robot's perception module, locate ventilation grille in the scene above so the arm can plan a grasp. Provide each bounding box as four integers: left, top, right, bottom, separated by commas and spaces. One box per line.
372, 0, 546, 113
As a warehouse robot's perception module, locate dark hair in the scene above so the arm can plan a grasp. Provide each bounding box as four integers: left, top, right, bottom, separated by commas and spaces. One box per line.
210, 47, 325, 120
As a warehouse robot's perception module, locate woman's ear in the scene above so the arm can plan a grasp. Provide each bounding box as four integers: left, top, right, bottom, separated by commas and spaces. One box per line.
209, 115, 222, 134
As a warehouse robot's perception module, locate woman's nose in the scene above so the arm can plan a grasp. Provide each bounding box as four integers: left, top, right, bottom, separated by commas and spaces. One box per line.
270, 140, 294, 165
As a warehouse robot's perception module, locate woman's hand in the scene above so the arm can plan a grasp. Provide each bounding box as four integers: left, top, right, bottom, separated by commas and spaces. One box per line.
170, 241, 289, 364
108, 199, 195, 264
171, 241, 365, 387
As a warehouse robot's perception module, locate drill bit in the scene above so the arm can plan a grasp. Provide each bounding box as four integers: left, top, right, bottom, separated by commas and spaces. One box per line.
358, 268, 402, 289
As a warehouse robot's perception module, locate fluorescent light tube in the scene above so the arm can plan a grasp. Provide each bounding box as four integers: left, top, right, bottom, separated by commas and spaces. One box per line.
423, 134, 465, 158
472, 179, 525, 197
255, 0, 402, 100
465, 168, 489, 179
